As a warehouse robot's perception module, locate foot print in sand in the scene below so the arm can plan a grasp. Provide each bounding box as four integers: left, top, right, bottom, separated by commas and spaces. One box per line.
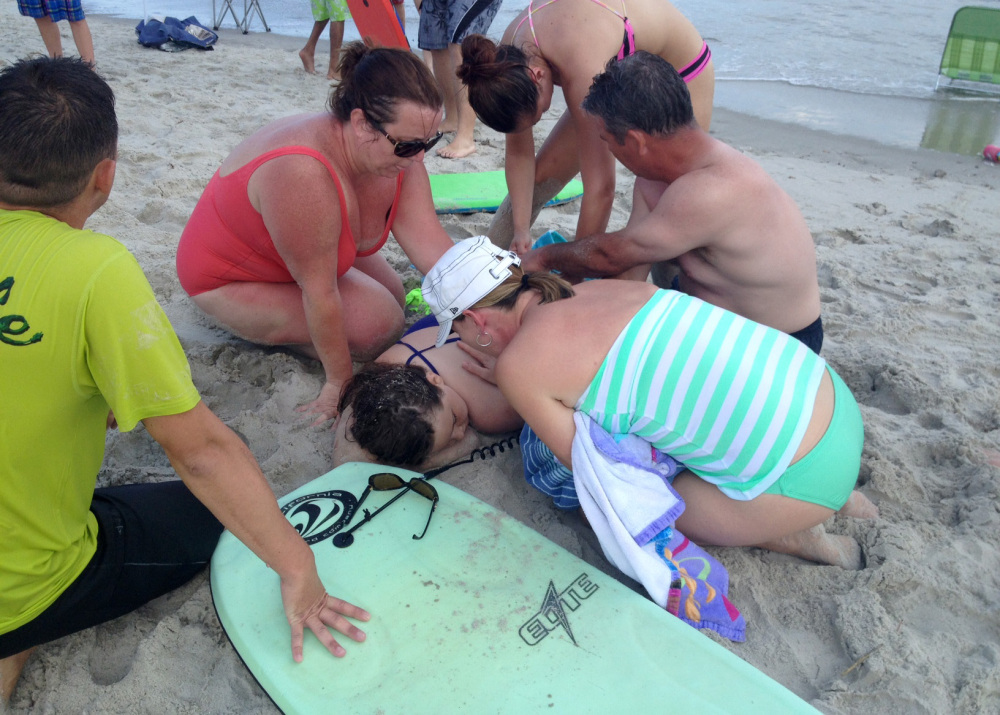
89, 619, 141, 686
920, 219, 956, 237
862, 365, 930, 417
855, 201, 888, 216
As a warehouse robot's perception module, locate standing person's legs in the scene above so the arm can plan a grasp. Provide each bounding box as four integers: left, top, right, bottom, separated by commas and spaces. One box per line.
18, 0, 64, 57
300, 20, 330, 74
33, 18, 64, 57
418, 0, 458, 130
68, 19, 94, 64
59, 0, 94, 64
0, 482, 223, 681
435, 42, 476, 158
323, 0, 350, 80
326, 20, 345, 80
428, 48, 458, 133
434, 0, 502, 158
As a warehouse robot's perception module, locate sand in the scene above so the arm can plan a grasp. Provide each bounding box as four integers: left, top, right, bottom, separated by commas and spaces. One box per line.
3, 7, 1000, 714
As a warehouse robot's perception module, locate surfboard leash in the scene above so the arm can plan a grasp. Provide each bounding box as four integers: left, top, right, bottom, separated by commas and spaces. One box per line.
422, 432, 520, 482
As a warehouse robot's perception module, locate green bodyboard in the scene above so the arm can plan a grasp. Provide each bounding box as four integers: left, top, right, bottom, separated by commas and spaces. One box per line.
210, 463, 817, 714
430, 170, 584, 214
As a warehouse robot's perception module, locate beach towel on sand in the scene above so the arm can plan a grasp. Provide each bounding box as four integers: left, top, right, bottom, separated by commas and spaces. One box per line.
136, 16, 218, 52
568, 413, 747, 641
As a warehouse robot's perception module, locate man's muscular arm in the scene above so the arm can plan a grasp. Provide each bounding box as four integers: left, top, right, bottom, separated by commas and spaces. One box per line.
521, 177, 694, 279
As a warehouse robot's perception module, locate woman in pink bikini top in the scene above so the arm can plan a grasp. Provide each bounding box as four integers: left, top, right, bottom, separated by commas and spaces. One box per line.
457, 0, 714, 255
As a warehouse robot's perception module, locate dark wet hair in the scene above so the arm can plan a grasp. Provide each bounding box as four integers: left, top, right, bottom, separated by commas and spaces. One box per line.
582, 52, 695, 143
328, 42, 443, 126
338, 363, 443, 468
0, 57, 117, 208
458, 35, 539, 134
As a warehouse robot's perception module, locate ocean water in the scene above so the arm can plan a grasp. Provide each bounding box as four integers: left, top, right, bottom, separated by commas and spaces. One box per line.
87, 0, 1000, 152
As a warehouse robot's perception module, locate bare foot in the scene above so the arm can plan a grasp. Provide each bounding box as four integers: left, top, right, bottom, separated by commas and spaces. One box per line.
438, 120, 459, 134
1, 648, 35, 702
327, 71, 341, 81
759, 524, 863, 569
298, 49, 316, 74
838, 490, 879, 519
436, 137, 476, 159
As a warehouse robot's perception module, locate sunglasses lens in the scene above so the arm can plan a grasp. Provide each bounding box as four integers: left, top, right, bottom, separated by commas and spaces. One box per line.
393, 132, 443, 158
425, 132, 443, 151
371, 473, 405, 490
394, 143, 421, 158
411, 480, 438, 500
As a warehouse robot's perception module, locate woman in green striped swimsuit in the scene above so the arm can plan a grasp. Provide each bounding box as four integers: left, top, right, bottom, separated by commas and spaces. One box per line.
422, 237, 878, 568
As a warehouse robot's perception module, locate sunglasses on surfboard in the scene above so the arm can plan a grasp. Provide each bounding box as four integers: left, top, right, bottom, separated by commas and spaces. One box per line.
333, 473, 439, 548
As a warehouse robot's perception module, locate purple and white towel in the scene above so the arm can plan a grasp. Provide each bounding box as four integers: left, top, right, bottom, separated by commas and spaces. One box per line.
570, 413, 746, 642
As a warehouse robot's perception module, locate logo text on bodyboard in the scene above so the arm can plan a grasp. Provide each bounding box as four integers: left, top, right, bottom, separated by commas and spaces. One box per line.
519, 573, 598, 646
281, 490, 357, 544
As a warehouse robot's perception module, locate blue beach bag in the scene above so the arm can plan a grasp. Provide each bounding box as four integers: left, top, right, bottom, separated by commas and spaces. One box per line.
136, 16, 218, 52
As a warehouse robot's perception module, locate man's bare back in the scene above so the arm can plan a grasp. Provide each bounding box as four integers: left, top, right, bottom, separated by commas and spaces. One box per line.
523, 129, 821, 336
632, 140, 821, 334
521, 52, 822, 339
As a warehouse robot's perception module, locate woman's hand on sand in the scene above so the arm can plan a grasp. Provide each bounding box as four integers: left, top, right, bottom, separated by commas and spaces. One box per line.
458, 341, 499, 385
297, 380, 344, 426
280, 570, 370, 662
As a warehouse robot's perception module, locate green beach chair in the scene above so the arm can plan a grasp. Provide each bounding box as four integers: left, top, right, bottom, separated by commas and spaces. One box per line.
936, 6, 1000, 92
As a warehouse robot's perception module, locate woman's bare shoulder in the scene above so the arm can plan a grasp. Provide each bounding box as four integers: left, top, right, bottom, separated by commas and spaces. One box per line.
221, 113, 331, 172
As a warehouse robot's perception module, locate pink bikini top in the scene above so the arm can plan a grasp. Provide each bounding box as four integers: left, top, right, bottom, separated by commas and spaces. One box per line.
512, 0, 711, 80
515, 0, 635, 61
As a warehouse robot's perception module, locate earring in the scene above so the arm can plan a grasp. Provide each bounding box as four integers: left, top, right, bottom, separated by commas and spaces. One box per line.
476, 332, 493, 348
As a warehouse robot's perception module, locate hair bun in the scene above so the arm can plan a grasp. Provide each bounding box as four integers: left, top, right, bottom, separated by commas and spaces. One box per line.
337, 41, 369, 83
458, 35, 499, 83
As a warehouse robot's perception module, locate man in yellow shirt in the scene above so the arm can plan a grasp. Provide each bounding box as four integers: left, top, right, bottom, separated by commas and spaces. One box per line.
0, 57, 370, 701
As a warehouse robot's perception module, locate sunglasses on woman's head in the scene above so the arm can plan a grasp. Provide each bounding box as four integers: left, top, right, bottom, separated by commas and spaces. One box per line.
371, 121, 443, 158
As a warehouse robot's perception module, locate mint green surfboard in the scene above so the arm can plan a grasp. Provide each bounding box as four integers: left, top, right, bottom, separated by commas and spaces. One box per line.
430, 170, 584, 215
210, 463, 817, 714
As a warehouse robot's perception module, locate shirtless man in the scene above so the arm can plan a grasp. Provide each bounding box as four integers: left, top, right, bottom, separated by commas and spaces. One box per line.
520, 52, 824, 353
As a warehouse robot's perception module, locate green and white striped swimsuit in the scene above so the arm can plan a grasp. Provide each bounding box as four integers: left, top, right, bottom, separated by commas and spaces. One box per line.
576, 290, 827, 500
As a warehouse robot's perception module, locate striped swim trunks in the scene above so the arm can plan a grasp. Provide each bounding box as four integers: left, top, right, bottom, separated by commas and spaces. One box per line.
17, 0, 86, 22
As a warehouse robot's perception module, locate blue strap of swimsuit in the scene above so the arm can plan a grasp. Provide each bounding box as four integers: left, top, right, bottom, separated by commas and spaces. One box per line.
396, 335, 459, 375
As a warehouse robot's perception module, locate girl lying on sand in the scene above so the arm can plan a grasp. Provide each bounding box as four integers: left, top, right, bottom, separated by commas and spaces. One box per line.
332, 316, 523, 470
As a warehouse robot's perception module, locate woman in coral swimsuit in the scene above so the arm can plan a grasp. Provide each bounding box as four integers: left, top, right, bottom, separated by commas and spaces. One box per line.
457, 0, 714, 254
177, 43, 455, 423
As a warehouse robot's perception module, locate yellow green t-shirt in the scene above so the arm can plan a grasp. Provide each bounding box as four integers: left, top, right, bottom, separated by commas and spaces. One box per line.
0, 209, 201, 635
